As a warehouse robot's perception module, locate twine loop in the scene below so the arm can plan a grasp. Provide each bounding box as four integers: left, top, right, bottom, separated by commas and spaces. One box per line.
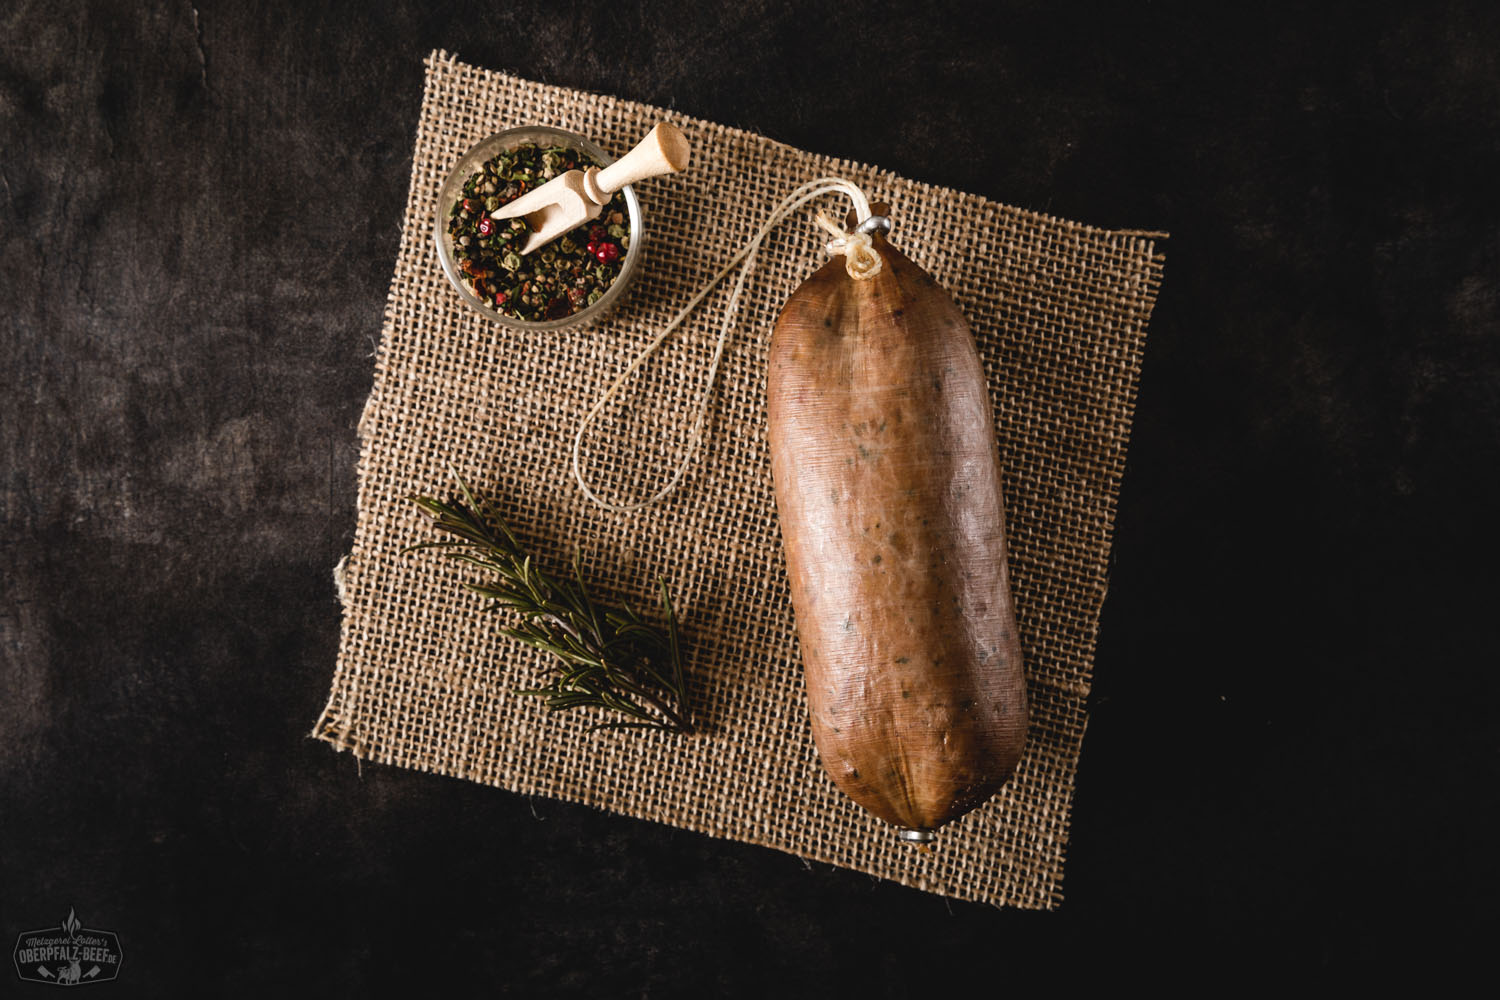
572, 178, 884, 513
815, 211, 883, 280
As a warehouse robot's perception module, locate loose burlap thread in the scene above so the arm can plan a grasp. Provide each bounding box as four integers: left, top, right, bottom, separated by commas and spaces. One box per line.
314, 50, 1165, 910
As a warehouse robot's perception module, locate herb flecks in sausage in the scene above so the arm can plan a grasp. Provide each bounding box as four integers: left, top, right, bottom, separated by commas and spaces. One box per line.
767, 227, 1028, 837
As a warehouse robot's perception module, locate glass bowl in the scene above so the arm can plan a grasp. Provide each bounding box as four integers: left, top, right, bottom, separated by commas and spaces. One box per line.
433, 125, 645, 331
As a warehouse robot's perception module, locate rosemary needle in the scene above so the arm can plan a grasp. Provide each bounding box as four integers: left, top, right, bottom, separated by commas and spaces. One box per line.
405, 476, 694, 734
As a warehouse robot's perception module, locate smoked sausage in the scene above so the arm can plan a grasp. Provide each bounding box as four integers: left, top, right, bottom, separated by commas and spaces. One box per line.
767, 223, 1028, 839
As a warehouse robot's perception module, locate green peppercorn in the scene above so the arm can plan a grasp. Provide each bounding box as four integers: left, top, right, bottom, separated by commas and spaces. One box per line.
446, 143, 629, 322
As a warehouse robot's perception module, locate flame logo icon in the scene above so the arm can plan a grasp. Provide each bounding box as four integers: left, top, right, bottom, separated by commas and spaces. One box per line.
14, 905, 123, 984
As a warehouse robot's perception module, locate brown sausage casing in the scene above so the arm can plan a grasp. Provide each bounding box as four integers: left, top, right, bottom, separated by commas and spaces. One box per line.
767, 232, 1028, 835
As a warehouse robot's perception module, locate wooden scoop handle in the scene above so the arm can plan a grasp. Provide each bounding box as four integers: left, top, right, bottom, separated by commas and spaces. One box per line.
590, 123, 691, 199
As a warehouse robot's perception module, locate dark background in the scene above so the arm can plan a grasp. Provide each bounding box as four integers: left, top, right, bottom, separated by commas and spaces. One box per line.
4, 0, 1496, 992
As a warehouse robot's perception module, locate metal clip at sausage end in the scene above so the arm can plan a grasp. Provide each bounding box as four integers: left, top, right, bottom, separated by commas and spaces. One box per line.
855, 215, 893, 238
897, 826, 935, 844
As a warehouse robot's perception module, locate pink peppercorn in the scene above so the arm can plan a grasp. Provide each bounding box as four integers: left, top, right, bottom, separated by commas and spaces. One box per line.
594, 242, 620, 263
478, 217, 494, 236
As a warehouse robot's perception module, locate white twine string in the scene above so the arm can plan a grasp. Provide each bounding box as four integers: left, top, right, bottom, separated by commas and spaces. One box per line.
571, 177, 882, 513
814, 209, 883, 280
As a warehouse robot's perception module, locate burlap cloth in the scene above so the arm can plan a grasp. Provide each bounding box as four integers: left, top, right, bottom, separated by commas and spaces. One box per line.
314, 50, 1165, 910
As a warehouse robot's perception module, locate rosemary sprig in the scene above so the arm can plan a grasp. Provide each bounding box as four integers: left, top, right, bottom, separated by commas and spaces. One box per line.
405, 476, 694, 734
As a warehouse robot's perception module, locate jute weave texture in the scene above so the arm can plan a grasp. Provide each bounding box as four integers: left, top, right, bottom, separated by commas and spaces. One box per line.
315, 50, 1165, 909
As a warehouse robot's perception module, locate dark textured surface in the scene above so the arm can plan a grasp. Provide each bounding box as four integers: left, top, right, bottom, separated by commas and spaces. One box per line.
2, 0, 1495, 991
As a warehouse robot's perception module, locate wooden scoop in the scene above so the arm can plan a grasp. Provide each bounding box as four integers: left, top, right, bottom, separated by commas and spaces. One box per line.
491, 123, 691, 255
